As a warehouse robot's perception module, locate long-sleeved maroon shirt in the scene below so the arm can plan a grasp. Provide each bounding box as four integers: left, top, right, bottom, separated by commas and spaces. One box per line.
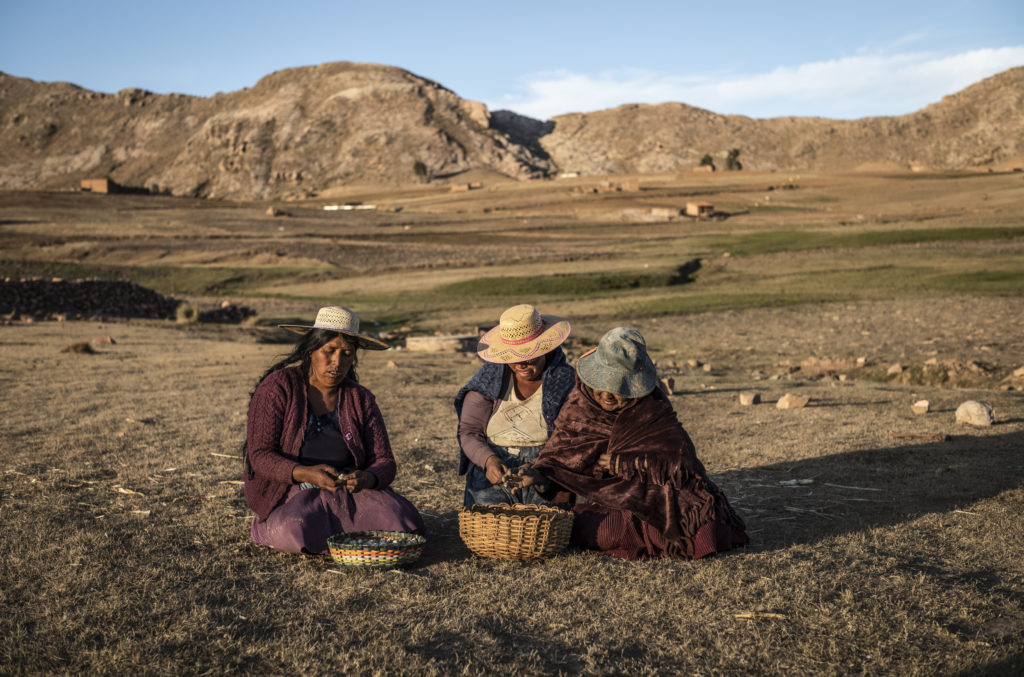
243, 366, 397, 520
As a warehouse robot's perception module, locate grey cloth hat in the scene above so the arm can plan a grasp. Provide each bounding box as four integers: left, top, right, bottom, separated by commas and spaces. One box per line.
576, 327, 657, 398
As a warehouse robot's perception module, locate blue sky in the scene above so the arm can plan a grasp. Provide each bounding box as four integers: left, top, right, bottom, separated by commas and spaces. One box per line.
1, 0, 1021, 120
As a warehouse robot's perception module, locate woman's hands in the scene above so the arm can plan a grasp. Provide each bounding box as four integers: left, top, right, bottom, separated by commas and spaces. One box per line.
340, 470, 378, 493
291, 465, 378, 493
484, 455, 508, 484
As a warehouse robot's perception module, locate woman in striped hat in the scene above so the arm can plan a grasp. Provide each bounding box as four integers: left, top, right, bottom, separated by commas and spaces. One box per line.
454, 304, 575, 507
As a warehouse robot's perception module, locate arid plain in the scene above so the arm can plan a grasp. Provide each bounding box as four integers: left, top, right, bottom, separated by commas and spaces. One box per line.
2, 168, 1023, 675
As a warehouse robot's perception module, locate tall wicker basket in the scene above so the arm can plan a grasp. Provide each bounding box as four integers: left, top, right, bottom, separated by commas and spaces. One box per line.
458, 503, 574, 560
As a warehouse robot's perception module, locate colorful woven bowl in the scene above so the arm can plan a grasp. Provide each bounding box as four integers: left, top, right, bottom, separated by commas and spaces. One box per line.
327, 530, 426, 569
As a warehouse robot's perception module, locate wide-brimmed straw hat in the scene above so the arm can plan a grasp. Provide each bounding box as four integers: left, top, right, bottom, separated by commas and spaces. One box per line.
477, 304, 570, 364
577, 327, 657, 398
279, 306, 390, 350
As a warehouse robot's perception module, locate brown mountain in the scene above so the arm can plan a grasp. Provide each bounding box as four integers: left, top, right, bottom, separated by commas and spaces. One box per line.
0, 62, 552, 199
536, 66, 1024, 174
1, 63, 1022, 200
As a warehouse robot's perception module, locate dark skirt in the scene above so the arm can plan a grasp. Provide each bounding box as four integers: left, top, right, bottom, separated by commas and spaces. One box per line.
571, 504, 746, 561
464, 444, 571, 510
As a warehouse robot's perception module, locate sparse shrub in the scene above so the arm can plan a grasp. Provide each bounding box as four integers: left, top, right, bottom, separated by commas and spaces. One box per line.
413, 161, 428, 181
175, 302, 199, 324
726, 148, 743, 171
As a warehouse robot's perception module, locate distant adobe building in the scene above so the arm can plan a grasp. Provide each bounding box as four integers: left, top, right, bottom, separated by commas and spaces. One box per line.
685, 201, 714, 218
80, 178, 121, 194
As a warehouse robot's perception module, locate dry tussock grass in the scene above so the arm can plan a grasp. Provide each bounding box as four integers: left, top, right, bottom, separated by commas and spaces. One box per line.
2, 304, 1022, 675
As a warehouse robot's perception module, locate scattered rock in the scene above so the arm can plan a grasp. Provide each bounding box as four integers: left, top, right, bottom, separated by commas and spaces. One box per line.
658, 377, 675, 395
739, 391, 760, 406
911, 400, 930, 415
776, 393, 810, 409
61, 341, 95, 354
687, 359, 701, 368
887, 363, 904, 375
94, 336, 117, 345
955, 401, 994, 426
856, 357, 867, 367
702, 363, 712, 372
1014, 366, 1024, 378
405, 334, 477, 353
385, 360, 398, 369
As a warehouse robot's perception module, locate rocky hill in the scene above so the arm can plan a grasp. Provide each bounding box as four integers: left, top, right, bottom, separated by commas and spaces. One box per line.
537, 66, 1024, 174
0, 62, 552, 200
1, 63, 1022, 200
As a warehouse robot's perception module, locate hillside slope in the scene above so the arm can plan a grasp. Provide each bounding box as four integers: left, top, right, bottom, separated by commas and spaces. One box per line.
1, 63, 1022, 200
535, 67, 1024, 174
0, 62, 552, 199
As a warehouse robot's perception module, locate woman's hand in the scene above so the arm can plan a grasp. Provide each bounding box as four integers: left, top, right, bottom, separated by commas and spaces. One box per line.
292, 464, 342, 492
515, 465, 544, 490
484, 455, 508, 485
341, 470, 378, 493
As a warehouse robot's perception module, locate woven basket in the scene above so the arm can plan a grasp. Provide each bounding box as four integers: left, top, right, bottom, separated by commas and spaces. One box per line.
327, 530, 426, 569
458, 503, 573, 560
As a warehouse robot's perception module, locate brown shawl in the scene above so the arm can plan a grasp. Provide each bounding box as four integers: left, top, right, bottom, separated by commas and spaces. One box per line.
532, 381, 747, 557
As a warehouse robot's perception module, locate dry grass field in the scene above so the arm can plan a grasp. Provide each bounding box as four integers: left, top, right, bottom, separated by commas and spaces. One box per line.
2, 169, 1023, 675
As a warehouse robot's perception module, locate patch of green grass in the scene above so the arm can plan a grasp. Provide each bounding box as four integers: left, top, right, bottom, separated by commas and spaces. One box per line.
438, 261, 700, 298
621, 263, 1024, 317
742, 204, 811, 213
930, 269, 1024, 294
703, 226, 1024, 256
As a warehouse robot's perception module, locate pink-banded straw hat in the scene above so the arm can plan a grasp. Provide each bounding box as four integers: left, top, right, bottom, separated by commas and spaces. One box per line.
279, 306, 390, 350
477, 304, 570, 364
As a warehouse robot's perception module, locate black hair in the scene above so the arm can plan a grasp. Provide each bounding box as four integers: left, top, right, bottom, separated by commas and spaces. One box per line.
242, 329, 359, 477
253, 328, 360, 388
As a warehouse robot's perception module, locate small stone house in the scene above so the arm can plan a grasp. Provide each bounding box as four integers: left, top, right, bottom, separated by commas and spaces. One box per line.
80, 178, 119, 193
685, 201, 714, 218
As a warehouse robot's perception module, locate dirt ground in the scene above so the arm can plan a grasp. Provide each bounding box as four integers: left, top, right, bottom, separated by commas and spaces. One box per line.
1, 172, 1023, 674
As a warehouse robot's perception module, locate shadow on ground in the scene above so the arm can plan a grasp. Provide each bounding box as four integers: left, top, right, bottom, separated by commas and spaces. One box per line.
717, 429, 1024, 551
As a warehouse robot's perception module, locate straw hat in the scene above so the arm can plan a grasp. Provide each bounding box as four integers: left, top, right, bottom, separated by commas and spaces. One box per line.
477, 304, 570, 364
577, 327, 657, 398
278, 306, 390, 350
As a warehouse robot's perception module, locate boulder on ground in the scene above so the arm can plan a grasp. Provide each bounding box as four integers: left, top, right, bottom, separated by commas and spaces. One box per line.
887, 363, 904, 375
739, 391, 760, 406
405, 334, 477, 353
955, 400, 994, 426
776, 393, 810, 409
911, 400, 930, 415
658, 377, 675, 395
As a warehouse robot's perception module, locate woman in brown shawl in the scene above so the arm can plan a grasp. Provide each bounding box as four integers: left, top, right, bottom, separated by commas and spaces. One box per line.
519, 327, 748, 560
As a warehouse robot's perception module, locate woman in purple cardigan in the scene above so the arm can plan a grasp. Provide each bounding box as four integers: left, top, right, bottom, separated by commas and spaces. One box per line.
243, 306, 424, 555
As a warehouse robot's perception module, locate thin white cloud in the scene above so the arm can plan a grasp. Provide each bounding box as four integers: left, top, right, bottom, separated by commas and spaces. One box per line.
490, 46, 1024, 120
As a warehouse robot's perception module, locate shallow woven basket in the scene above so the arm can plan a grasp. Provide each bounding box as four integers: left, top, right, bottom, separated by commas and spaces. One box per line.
327, 530, 426, 569
458, 503, 573, 560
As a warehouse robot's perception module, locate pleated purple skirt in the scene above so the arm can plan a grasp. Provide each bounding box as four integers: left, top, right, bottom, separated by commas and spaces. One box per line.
251, 484, 425, 555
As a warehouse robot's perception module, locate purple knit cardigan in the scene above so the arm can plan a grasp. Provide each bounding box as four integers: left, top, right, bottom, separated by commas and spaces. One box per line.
243, 366, 397, 520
